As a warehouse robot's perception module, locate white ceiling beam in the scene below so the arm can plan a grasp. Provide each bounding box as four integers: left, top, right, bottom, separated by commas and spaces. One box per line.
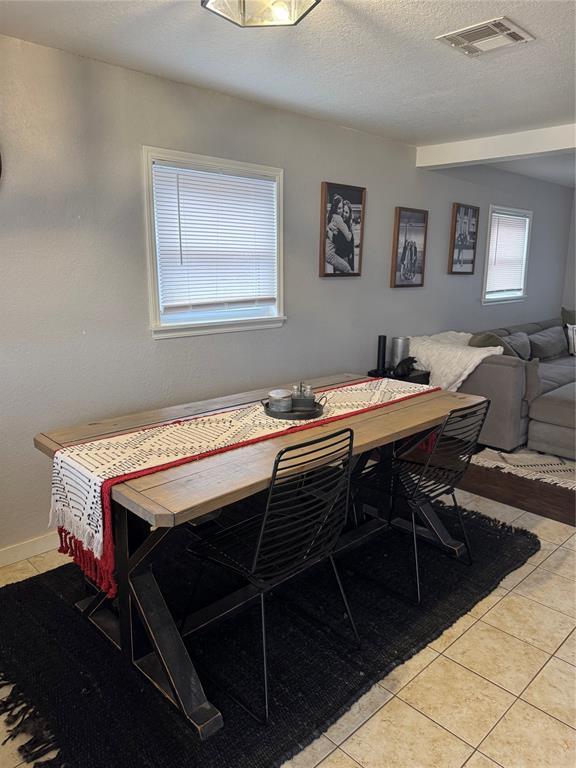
416, 124, 576, 168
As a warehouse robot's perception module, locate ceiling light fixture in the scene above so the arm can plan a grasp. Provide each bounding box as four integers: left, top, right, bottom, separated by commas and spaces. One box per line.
200, 0, 321, 27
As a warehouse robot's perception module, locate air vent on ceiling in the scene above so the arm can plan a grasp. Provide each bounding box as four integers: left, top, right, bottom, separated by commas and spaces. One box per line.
437, 17, 534, 57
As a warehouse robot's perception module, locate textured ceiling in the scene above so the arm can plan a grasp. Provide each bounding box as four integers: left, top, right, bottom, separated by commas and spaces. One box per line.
0, 0, 574, 144
489, 149, 576, 188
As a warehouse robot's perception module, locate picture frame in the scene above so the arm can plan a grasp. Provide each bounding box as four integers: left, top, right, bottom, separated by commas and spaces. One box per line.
448, 202, 480, 274
390, 206, 428, 287
319, 182, 366, 277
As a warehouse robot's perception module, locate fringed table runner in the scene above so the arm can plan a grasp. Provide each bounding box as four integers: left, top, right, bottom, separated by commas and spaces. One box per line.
50, 378, 438, 597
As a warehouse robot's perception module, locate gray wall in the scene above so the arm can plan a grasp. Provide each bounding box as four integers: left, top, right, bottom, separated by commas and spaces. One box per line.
563, 195, 575, 309
0, 35, 573, 550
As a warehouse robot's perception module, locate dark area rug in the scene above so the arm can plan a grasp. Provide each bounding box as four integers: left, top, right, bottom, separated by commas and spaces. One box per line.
0, 504, 539, 768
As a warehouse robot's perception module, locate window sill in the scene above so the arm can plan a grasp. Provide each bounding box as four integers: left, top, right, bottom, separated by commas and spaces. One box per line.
481, 295, 527, 306
151, 315, 287, 339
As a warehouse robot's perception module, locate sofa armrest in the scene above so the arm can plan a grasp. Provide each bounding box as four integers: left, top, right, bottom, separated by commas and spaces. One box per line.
459, 355, 528, 451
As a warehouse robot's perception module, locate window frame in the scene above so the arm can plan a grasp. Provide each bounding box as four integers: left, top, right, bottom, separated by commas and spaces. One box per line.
481, 204, 533, 305
143, 146, 285, 338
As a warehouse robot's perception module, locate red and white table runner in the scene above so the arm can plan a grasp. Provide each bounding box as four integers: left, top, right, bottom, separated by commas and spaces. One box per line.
50, 378, 438, 596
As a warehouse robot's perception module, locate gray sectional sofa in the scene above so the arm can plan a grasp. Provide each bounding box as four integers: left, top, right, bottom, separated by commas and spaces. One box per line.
459, 318, 575, 459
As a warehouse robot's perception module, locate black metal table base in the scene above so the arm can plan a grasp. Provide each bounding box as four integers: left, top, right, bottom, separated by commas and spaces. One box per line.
353, 445, 468, 560
73, 447, 466, 741
75, 503, 224, 740
390, 501, 467, 559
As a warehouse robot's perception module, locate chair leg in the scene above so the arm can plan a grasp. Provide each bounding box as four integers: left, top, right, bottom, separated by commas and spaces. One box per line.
387, 495, 395, 526
386, 474, 396, 526
329, 555, 361, 648
411, 507, 422, 605
349, 491, 360, 528
260, 593, 269, 724
452, 492, 473, 565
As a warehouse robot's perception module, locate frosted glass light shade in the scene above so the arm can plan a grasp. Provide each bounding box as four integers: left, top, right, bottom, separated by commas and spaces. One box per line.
201, 0, 321, 27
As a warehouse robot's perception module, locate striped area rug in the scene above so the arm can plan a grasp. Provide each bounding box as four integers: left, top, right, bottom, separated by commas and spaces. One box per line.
471, 448, 576, 491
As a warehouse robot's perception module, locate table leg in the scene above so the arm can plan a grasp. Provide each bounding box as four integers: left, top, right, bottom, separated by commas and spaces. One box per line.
77, 503, 224, 740
391, 501, 467, 559
354, 444, 467, 559
130, 566, 223, 739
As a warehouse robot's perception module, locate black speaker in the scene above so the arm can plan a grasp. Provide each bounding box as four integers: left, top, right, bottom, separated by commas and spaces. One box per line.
377, 335, 387, 371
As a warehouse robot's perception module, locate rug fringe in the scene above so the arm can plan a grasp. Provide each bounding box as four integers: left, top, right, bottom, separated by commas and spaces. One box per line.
0, 673, 65, 767
471, 455, 576, 491
436, 500, 542, 543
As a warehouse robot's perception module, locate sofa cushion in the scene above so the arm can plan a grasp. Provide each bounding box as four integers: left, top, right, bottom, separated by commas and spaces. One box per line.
524, 358, 542, 402
469, 332, 517, 356
528, 421, 575, 460
485, 327, 513, 338
529, 326, 568, 360
503, 332, 531, 360
538, 358, 576, 394
507, 322, 545, 336
534, 318, 564, 331
562, 307, 576, 325
530, 382, 576, 429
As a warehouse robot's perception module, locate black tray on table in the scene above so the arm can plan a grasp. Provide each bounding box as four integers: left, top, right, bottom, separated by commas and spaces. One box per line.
262, 400, 325, 421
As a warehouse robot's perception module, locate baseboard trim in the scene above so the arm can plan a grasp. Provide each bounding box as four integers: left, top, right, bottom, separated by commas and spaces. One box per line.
0, 530, 60, 568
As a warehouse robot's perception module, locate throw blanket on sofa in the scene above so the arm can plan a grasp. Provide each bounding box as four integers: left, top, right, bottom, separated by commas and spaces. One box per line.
50, 377, 438, 597
410, 332, 503, 391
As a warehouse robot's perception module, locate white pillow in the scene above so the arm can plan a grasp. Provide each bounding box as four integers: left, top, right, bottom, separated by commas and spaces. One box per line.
567, 324, 576, 356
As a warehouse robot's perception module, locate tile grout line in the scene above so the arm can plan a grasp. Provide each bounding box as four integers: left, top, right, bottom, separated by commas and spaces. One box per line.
554, 628, 576, 666
328, 651, 472, 761
464, 747, 506, 768
510, 589, 576, 619
323, 691, 392, 748
305, 523, 572, 764
517, 655, 576, 731
428, 613, 480, 653
438, 626, 550, 697
338, 694, 475, 767
394, 648, 554, 750
474, 634, 576, 756
473, 611, 575, 656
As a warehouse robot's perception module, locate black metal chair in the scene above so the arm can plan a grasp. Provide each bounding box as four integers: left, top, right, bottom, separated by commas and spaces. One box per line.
353, 400, 490, 604
183, 427, 357, 722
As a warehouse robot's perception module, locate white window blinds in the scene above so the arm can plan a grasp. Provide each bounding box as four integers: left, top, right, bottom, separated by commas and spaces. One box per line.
151, 158, 280, 328
484, 206, 532, 302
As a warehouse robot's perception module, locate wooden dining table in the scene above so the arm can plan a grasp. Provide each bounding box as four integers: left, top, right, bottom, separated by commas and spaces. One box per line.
34, 372, 484, 740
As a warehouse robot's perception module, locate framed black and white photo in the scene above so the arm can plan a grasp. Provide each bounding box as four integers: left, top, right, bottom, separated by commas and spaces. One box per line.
448, 203, 480, 274
390, 206, 428, 287
319, 182, 366, 277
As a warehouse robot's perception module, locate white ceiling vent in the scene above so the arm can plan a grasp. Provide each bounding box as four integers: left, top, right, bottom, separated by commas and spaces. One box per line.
437, 17, 534, 57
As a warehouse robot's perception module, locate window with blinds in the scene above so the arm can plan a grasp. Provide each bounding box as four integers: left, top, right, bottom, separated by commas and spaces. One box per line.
483, 205, 532, 303
144, 148, 284, 337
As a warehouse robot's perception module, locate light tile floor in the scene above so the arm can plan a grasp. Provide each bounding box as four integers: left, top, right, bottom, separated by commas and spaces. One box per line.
1, 491, 574, 768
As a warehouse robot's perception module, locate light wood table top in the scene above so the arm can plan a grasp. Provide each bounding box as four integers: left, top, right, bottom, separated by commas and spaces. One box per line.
34, 372, 484, 528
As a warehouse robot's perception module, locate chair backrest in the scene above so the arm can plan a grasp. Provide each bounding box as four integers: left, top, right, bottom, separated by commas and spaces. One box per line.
402, 400, 490, 500
251, 428, 354, 584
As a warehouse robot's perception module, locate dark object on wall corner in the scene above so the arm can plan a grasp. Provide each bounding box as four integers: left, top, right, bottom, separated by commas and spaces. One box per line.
377, 335, 387, 371
392, 357, 417, 378
367, 357, 428, 384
